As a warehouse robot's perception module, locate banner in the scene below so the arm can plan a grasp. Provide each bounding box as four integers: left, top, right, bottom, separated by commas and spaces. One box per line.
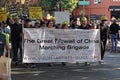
0, 8, 7, 22
28, 7, 42, 20
23, 29, 101, 63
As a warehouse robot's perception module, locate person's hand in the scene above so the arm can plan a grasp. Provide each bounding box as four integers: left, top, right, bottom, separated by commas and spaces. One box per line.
20, 33, 24, 37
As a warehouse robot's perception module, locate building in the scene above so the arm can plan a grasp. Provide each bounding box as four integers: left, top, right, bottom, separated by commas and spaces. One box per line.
15, 0, 39, 5
73, 0, 120, 23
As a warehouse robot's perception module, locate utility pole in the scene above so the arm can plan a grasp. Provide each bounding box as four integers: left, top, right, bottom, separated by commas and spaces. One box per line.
82, 0, 86, 17
59, 0, 62, 11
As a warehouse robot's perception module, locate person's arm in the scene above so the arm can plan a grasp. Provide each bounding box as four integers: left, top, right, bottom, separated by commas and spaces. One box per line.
2, 32, 10, 51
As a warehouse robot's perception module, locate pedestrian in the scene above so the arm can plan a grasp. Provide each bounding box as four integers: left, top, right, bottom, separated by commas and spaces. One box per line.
99, 16, 109, 63
78, 17, 91, 66
110, 19, 120, 53
9, 17, 23, 65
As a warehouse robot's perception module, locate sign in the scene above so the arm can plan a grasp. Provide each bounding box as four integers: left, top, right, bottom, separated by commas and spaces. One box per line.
9, 6, 17, 14
79, 1, 90, 5
23, 29, 101, 63
28, 7, 43, 20
55, 11, 70, 24
90, 15, 99, 20
0, 8, 7, 22
109, 6, 120, 11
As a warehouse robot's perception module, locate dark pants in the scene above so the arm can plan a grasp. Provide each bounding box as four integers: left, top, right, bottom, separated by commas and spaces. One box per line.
12, 41, 22, 62
0, 49, 4, 57
101, 39, 107, 60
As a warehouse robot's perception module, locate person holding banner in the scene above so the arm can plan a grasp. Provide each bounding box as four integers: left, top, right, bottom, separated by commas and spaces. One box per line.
46, 20, 55, 67
78, 17, 90, 29
61, 21, 69, 29
78, 17, 91, 66
34, 20, 40, 28
61, 21, 69, 66
70, 19, 80, 29
46, 20, 55, 29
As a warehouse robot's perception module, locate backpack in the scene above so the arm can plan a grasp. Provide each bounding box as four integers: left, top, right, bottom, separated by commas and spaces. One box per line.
0, 32, 6, 56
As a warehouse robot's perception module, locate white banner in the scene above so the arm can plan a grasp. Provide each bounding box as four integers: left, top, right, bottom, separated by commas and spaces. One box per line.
23, 28, 101, 63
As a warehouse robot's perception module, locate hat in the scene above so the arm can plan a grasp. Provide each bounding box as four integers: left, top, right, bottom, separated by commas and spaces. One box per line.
35, 20, 40, 24
81, 17, 87, 21
101, 16, 107, 21
62, 21, 68, 25
111, 17, 116, 21
50, 16, 55, 21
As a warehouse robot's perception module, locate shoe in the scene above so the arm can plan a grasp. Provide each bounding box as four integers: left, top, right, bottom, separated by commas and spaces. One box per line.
48, 63, 54, 67
84, 62, 90, 66
76, 61, 79, 65
30, 64, 36, 68
98, 60, 104, 64
13, 61, 18, 66
61, 62, 66, 66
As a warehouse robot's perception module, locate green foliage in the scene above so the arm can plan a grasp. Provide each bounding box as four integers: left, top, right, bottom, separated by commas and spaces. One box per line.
61, 0, 78, 12
39, 0, 78, 12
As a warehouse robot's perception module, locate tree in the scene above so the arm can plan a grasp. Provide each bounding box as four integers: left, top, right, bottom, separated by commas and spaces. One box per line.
39, 0, 78, 13
61, 0, 78, 12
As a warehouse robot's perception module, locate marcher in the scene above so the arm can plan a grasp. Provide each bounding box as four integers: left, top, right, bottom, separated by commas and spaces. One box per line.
2, 21, 11, 35
34, 20, 40, 28
78, 17, 91, 66
0, 22, 9, 57
78, 17, 90, 29
46, 20, 55, 29
90, 23, 97, 29
99, 16, 109, 63
61, 21, 69, 66
61, 21, 69, 29
70, 19, 80, 29
110, 19, 120, 53
9, 17, 23, 65
46, 20, 55, 67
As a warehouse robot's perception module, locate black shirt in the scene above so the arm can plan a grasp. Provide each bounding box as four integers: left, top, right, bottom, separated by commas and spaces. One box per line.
100, 24, 109, 40
78, 24, 90, 29
10, 23, 22, 42
110, 23, 120, 34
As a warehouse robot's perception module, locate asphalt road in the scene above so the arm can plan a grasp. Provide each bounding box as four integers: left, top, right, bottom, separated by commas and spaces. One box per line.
11, 51, 120, 80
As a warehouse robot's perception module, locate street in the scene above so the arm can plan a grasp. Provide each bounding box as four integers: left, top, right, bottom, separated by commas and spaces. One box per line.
11, 51, 120, 80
